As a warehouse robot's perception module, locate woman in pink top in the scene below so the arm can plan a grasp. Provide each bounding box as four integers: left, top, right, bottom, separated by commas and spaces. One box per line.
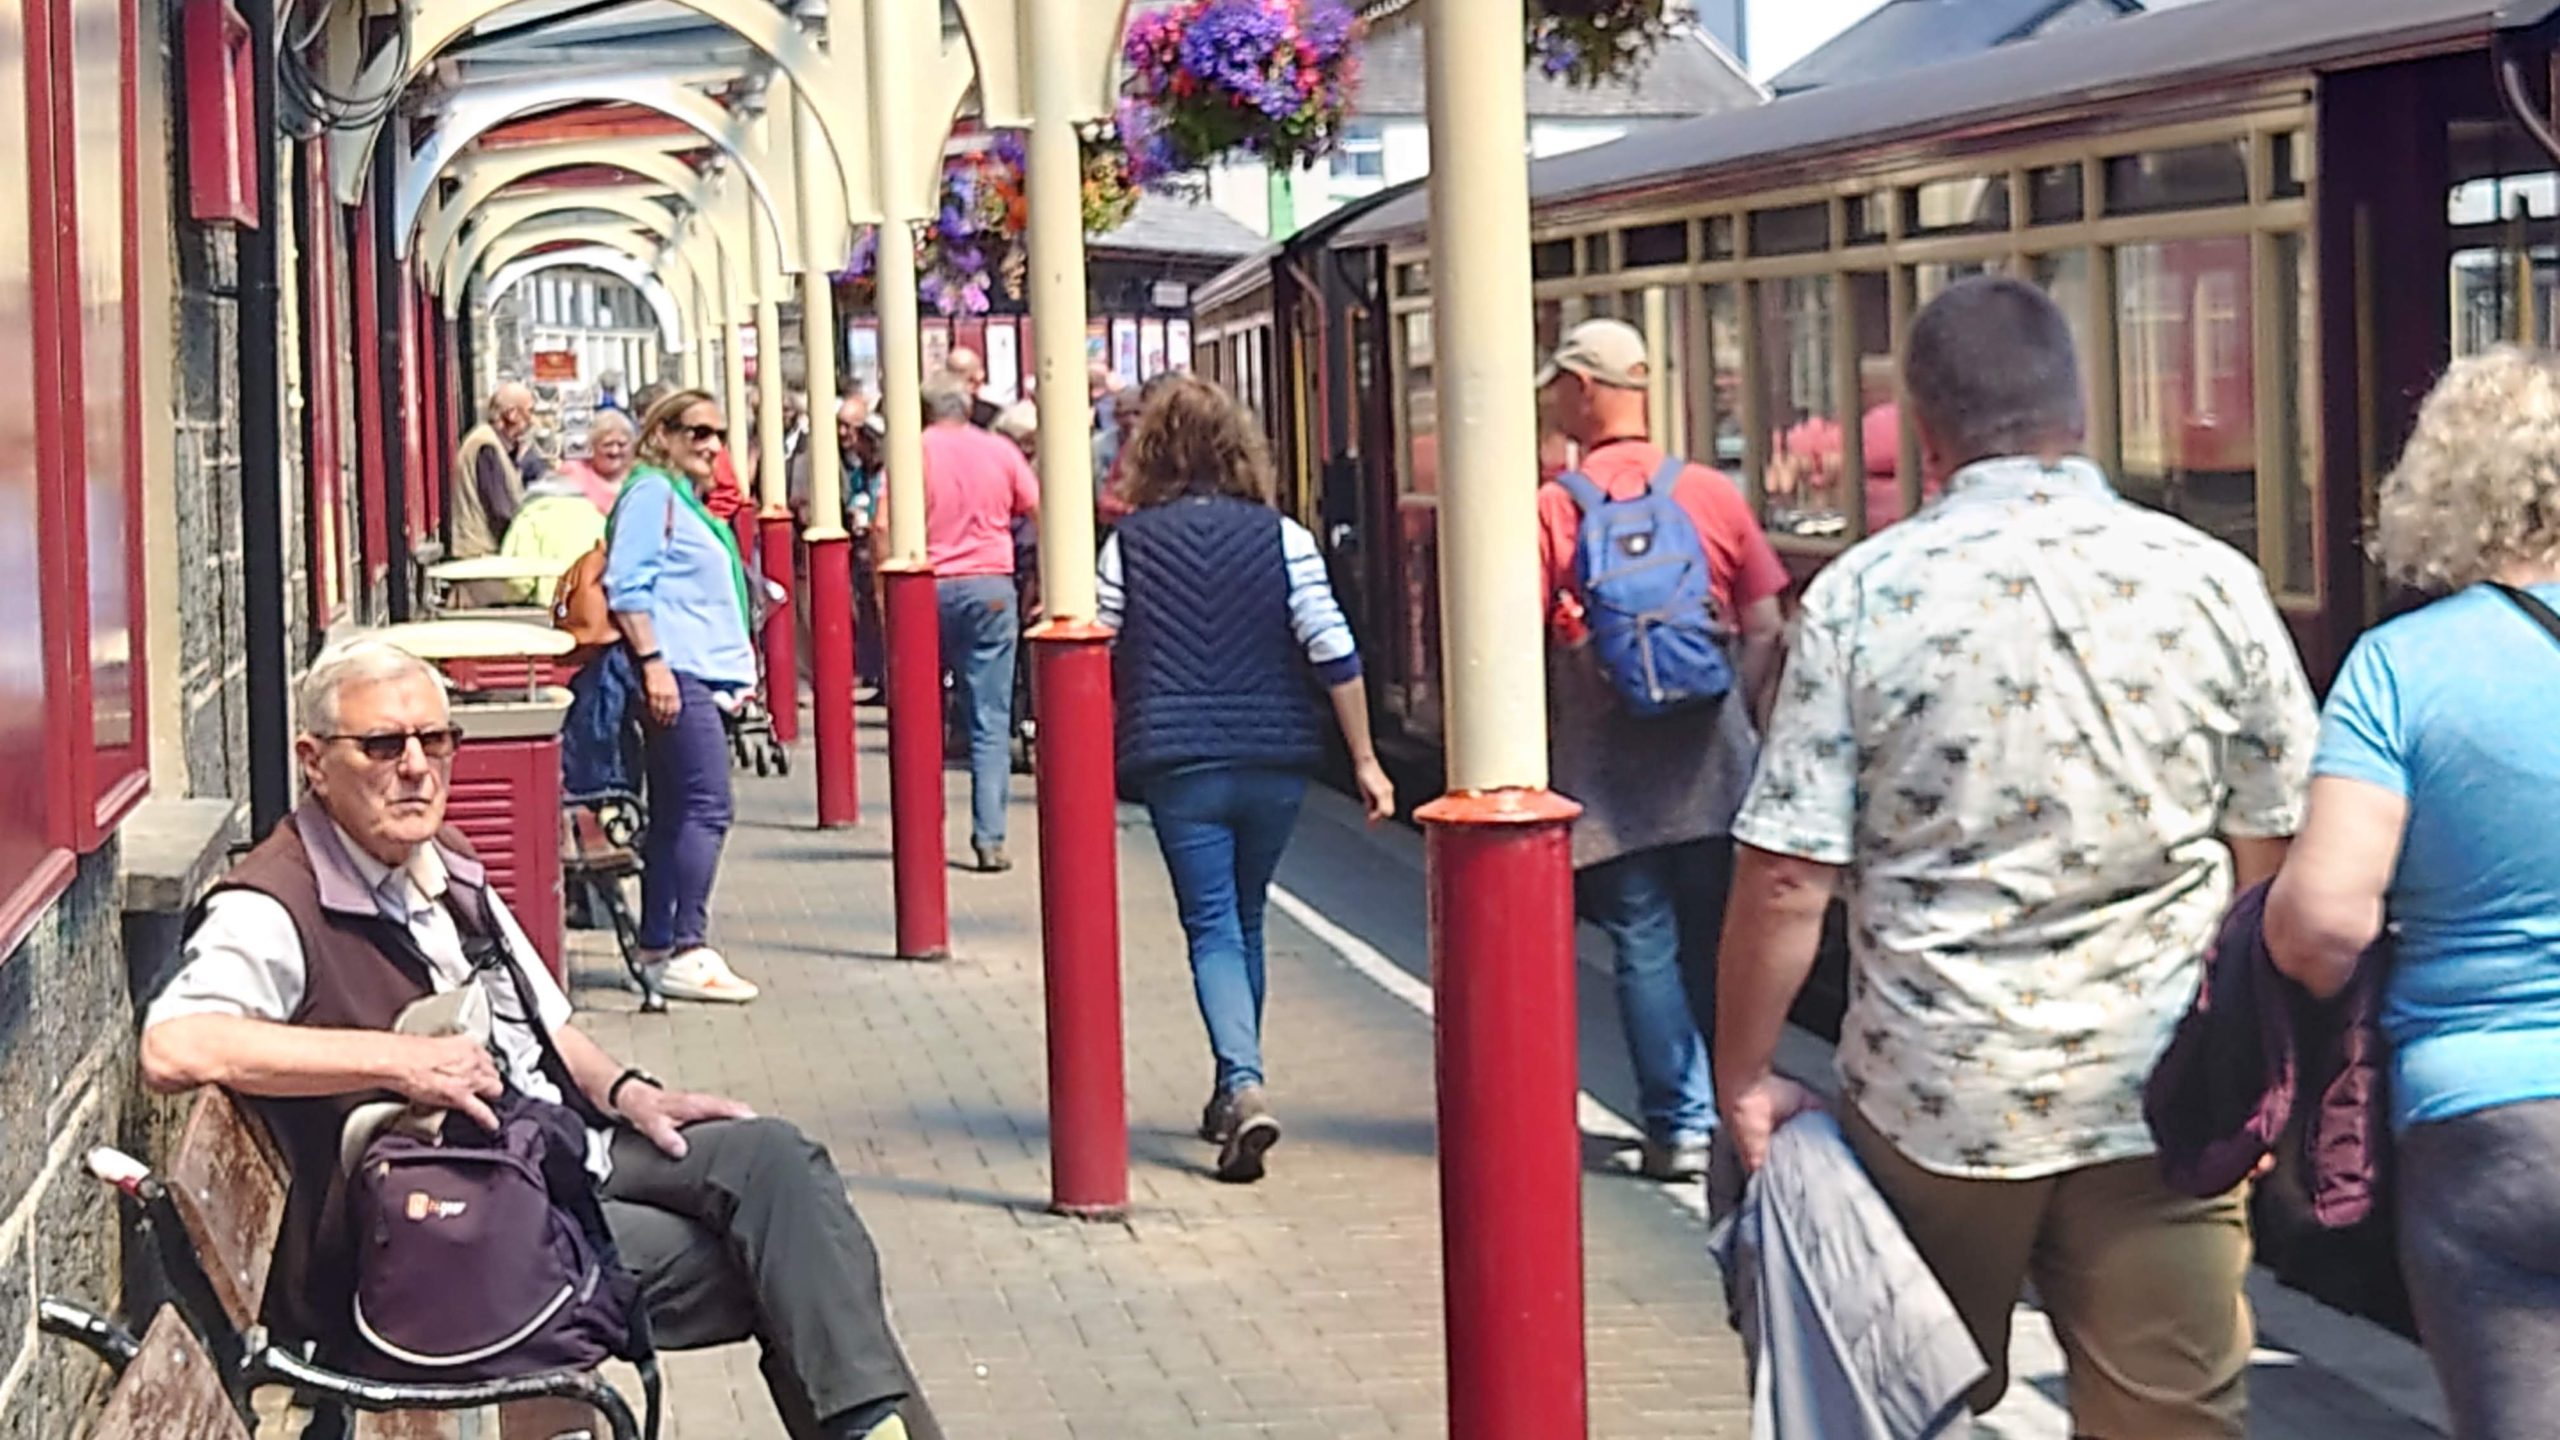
561, 409, 638, 514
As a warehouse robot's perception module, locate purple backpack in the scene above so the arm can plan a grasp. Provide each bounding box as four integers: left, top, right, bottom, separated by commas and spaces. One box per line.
340, 894, 650, 1384
346, 1088, 640, 1380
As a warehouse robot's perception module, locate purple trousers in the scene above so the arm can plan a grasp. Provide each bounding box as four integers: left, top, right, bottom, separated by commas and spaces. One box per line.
640, 670, 735, 952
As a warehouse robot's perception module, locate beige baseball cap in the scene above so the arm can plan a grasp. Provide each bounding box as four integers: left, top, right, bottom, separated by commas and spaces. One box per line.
1536, 318, 1651, 390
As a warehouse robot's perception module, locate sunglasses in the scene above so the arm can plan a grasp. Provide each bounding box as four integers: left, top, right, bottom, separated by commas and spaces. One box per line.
321, 727, 465, 762
674, 423, 724, 445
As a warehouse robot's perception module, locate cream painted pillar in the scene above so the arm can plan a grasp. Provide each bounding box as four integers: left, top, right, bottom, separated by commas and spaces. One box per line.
1021, 0, 1099, 622
752, 197, 790, 519
867, 0, 927, 565
722, 258, 753, 473
1425, 0, 1547, 794
794, 96, 846, 539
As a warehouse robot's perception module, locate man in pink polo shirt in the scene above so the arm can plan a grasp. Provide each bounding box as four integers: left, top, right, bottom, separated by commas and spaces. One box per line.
880, 377, 1041, 872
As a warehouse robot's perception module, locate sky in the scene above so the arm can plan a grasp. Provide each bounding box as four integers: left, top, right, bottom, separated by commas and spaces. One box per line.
1743, 0, 1892, 81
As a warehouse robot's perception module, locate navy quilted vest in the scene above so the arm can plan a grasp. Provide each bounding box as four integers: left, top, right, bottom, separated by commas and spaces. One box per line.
1114, 496, 1327, 782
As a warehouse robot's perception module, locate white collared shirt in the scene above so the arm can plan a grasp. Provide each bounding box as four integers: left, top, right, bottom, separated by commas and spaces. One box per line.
1733, 455, 2318, 1180
147, 817, 609, 1177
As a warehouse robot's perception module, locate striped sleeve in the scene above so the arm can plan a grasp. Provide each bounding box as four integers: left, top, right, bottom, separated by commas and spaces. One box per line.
1280, 518, 1361, 685
1095, 532, 1125, 634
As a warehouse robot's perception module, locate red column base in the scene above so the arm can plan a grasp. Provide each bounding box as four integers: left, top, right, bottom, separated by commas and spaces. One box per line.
807, 533, 858, 828
759, 508, 802, 745
1032, 622, 1127, 1220
1417, 788, 1587, 1440
883, 565, 950, 959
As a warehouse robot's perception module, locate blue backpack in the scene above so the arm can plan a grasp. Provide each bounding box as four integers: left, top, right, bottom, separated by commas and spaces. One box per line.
1556, 459, 1733, 717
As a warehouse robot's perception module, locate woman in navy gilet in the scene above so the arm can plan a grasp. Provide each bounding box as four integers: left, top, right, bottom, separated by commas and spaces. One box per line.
1097, 376, 1396, 1183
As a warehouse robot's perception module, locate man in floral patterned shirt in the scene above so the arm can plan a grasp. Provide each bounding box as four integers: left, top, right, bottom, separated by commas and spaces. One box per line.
1714, 278, 2317, 1437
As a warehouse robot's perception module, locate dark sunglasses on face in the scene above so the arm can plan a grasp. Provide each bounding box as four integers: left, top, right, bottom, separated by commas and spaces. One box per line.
676, 423, 724, 445
322, 727, 465, 762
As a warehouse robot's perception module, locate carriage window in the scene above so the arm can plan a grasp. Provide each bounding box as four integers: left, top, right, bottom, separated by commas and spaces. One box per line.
1399, 310, 1437, 497
1903, 174, 2009, 238
1698, 285, 1746, 476
1703, 215, 1737, 261
1757, 275, 1845, 538
1534, 298, 1565, 358
2115, 238, 2258, 558
2030, 249, 2100, 419
2104, 140, 2251, 216
1531, 239, 1577, 280
1847, 272, 1904, 534
1622, 220, 1690, 269
2271, 133, 2309, 201
2271, 233, 2318, 597
1749, 202, 1830, 258
1912, 259, 1993, 308
1585, 234, 1616, 275
1396, 261, 1430, 297
1845, 193, 1889, 247
2449, 244, 2558, 355
2028, 164, 2085, 225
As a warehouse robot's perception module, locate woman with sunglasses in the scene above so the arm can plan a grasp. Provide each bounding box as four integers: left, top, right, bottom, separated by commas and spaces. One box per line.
602, 388, 763, 1005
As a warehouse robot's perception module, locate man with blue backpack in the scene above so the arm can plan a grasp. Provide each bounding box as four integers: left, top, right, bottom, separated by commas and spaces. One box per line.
1535, 317, 1791, 1182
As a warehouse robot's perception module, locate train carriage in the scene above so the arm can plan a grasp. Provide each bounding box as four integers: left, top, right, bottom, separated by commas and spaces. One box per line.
1205, 0, 2560, 1333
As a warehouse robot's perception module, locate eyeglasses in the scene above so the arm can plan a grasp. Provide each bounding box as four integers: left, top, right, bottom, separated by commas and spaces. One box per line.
676, 423, 724, 445
321, 727, 465, 762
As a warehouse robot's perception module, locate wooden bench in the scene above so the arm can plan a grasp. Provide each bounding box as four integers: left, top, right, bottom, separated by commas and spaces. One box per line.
49, 1089, 634, 1440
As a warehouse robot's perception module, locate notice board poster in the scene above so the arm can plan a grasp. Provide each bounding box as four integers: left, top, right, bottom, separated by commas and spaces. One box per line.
1140, 319, 1168, 379
985, 321, 1022, 403
1167, 319, 1193, 375
1111, 319, 1140, 385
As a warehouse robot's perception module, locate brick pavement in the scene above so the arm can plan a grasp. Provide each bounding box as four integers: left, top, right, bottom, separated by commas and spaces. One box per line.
563, 717, 1752, 1439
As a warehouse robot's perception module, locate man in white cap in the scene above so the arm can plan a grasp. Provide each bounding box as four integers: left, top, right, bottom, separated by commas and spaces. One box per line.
1535, 316, 1789, 1182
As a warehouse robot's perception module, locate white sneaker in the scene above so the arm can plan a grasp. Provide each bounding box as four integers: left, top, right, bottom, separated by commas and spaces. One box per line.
658, 947, 760, 1004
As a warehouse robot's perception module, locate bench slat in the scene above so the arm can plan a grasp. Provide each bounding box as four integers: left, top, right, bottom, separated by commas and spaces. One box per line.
166, 1090, 288, 1335
89, 1306, 252, 1440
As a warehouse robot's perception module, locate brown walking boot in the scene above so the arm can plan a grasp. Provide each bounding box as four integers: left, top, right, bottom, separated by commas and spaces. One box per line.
1200, 1088, 1239, 1145
1215, 1085, 1282, 1183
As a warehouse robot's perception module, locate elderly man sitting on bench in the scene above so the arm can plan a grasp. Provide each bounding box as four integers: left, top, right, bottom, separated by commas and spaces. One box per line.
139, 636, 936, 1440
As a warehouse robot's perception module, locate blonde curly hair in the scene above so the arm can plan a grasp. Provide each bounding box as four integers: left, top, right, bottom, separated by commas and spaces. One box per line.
2377, 346, 2560, 590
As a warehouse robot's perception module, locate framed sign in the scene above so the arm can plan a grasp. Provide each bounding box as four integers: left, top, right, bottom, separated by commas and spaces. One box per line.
531, 349, 578, 382
984, 321, 1021, 404
1111, 318, 1140, 384
1140, 319, 1167, 379
1167, 318, 1193, 373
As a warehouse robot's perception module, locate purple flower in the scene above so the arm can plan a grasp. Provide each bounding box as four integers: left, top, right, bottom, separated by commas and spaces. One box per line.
993, 131, 1028, 172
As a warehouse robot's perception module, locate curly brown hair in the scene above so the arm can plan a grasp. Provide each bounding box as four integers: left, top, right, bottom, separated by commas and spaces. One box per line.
1115, 374, 1276, 510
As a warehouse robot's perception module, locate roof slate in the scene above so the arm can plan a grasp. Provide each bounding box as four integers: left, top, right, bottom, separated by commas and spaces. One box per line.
1766, 0, 2141, 96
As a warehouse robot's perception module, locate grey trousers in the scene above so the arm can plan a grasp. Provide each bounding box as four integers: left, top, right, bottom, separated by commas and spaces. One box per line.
2399, 1097, 2560, 1440
601, 1118, 940, 1440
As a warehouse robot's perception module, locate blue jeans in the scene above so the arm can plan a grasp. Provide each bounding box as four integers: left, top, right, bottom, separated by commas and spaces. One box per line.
937, 575, 1019, 849
1575, 838, 1731, 1147
1144, 765, 1310, 1095
639, 671, 735, 952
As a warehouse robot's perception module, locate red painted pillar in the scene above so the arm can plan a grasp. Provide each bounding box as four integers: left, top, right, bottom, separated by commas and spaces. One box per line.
758, 507, 802, 745
1419, 789, 1586, 1440
808, 532, 857, 827
1032, 622, 1126, 1218
883, 564, 949, 958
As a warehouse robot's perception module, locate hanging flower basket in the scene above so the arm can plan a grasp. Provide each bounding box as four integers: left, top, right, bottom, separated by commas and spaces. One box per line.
837, 130, 1146, 319
1118, 0, 1364, 179
1529, 0, 1674, 87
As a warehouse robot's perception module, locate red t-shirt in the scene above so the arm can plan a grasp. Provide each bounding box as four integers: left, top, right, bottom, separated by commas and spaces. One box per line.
1537, 440, 1788, 643
704, 450, 749, 521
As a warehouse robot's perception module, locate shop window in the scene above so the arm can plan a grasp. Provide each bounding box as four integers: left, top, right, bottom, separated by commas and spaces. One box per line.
1331, 120, 1386, 185
2115, 237, 2257, 558
1756, 275, 1844, 538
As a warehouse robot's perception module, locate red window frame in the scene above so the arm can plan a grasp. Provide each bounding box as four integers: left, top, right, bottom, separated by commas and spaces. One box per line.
3, 0, 151, 953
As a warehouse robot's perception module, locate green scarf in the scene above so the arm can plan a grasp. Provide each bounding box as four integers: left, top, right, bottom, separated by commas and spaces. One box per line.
608, 463, 753, 631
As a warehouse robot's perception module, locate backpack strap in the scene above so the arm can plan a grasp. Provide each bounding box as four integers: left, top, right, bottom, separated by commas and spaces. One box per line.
1646, 456, 1687, 499
2492, 582, 2560, 654
1554, 469, 1605, 516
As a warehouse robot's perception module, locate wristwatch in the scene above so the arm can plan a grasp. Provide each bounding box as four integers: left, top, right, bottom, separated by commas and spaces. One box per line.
607, 1067, 664, 1114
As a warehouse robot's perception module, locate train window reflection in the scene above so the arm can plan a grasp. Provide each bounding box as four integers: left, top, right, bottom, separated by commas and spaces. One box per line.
1699, 286, 1746, 477
1913, 260, 1992, 308
2029, 164, 2085, 225
1622, 221, 1690, 269
1531, 239, 1576, 281
1902, 174, 2008, 238
2449, 244, 2558, 354
2272, 233, 2318, 597
1703, 215, 1737, 261
1398, 310, 1435, 497
2104, 140, 2250, 216
2029, 249, 2099, 424
1749, 202, 1830, 258
1757, 275, 1845, 538
1845, 193, 1889, 246
1847, 272, 1904, 535
2115, 238, 2258, 558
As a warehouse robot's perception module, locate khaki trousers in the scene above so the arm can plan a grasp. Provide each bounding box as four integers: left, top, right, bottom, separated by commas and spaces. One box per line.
1838, 1102, 2252, 1438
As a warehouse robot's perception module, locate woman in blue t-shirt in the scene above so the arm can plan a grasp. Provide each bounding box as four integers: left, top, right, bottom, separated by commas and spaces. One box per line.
2268, 346, 2560, 1439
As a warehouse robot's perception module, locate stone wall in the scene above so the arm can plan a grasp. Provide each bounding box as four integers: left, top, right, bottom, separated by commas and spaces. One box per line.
0, 849, 132, 1440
